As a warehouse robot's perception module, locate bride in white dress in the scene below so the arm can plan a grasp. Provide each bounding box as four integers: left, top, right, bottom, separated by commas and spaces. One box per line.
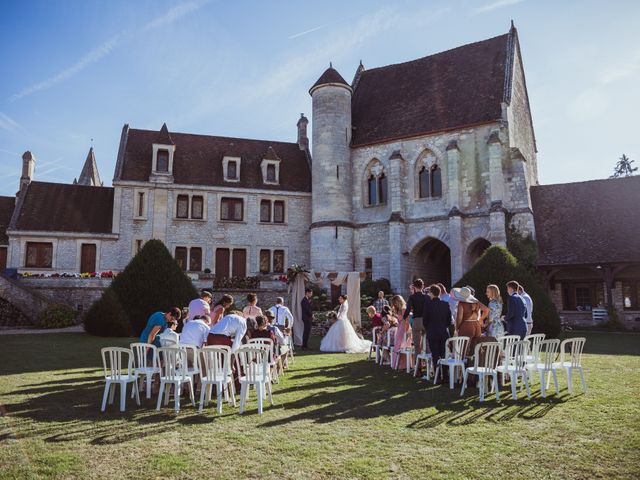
320, 295, 372, 353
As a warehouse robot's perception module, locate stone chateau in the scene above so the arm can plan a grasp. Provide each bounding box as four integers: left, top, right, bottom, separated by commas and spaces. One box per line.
1, 24, 638, 327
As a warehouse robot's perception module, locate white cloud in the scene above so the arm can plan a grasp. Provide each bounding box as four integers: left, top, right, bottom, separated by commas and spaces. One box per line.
474, 0, 524, 15
600, 56, 640, 84
0, 112, 21, 133
10, 0, 210, 101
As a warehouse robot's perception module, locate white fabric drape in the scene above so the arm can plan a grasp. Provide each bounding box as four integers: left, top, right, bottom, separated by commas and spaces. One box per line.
346, 272, 361, 328
290, 274, 306, 346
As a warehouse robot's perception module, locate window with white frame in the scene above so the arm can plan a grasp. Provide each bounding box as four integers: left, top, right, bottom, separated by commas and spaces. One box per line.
223, 156, 241, 182
220, 197, 244, 221
151, 144, 175, 175
134, 189, 148, 219
261, 159, 280, 185
174, 193, 206, 220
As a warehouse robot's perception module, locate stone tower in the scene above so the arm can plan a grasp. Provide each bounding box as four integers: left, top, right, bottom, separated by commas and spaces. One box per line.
309, 65, 354, 272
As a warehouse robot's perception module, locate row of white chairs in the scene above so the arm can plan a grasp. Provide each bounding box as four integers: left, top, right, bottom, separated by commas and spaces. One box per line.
101, 339, 284, 414
369, 329, 587, 401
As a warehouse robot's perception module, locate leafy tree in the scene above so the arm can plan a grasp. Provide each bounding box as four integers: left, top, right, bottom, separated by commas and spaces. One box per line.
610, 154, 637, 178
86, 239, 198, 337
454, 245, 560, 337
506, 223, 538, 275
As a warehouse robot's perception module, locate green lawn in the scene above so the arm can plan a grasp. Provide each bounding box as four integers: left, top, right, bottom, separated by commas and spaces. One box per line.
0, 332, 639, 479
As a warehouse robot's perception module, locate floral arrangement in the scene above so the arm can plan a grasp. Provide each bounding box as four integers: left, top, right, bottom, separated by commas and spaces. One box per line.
19, 271, 117, 279
286, 264, 309, 284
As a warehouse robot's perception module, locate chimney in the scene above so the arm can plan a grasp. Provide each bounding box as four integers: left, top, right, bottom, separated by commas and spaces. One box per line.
20, 151, 35, 192
297, 113, 309, 151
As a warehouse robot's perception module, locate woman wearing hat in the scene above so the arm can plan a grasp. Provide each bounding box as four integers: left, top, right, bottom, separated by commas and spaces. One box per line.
451, 287, 489, 343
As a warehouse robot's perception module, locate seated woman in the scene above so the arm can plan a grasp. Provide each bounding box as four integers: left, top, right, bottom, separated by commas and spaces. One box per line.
377, 305, 394, 348
242, 293, 262, 320
210, 294, 234, 326
381, 316, 398, 365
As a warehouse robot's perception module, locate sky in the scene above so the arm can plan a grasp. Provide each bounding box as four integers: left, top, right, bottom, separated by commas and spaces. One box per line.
0, 0, 639, 196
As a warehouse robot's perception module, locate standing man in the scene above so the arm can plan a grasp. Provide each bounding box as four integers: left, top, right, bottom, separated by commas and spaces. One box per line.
269, 297, 295, 332
187, 290, 212, 324
373, 291, 389, 314
504, 281, 528, 339
301, 288, 314, 350
423, 284, 451, 380
404, 279, 427, 366
518, 285, 534, 335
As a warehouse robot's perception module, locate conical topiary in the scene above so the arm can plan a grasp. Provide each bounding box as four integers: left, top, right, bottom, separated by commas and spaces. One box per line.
84, 288, 131, 337
454, 245, 560, 337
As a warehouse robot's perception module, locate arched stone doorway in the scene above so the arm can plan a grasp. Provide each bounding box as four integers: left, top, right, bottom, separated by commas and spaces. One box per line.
466, 238, 492, 269
409, 238, 451, 288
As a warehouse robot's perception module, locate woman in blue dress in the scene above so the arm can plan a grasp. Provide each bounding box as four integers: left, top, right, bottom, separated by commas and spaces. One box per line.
484, 284, 505, 338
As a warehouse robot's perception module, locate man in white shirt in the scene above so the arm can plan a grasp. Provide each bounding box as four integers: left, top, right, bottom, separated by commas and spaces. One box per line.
268, 297, 294, 331
207, 312, 247, 353
180, 318, 210, 348
518, 285, 534, 335
186, 290, 212, 323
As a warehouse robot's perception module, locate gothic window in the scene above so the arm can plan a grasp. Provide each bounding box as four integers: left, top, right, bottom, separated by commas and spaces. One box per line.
367, 175, 377, 205
419, 166, 430, 198
156, 150, 169, 172
191, 196, 204, 219
260, 200, 271, 223
378, 173, 387, 205
176, 195, 189, 219
431, 165, 442, 197
273, 201, 285, 223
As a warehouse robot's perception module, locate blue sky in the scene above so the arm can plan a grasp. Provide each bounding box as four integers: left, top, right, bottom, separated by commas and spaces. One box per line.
0, 0, 639, 196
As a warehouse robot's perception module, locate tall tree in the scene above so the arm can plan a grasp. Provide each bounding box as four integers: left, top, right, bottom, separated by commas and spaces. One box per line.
610, 154, 638, 178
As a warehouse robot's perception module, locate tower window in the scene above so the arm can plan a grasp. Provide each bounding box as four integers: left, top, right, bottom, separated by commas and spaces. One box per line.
368, 175, 377, 205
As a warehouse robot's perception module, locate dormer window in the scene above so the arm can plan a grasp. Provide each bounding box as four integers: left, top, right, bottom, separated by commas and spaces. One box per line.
261, 159, 280, 185
223, 156, 241, 182
266, 164, 276, 182
156, 149, 169, 172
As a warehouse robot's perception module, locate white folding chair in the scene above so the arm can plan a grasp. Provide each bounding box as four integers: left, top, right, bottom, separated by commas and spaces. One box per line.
179, 344, 201, 381
130, 342, 160, 400
552, 337, 587, 394
461, 342, 501, 402
524, 333, 545, 365
413, 334, 433, 380
156, 347, 195, 413
100, 347, 140, 412
433, 336, 469, 389
527, 339, 561, 398
199, 346, 236, 414
496, 339, 531, 400
236, 346, 273, 414
248, 338, 279, 383
497, 335, 520, 386
394, 330, 414, 374
368, 326, 381, 362
380, 328, 397, 367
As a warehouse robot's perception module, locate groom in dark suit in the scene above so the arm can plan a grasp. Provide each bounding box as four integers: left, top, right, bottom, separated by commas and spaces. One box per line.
423, 284, 451, 371
301, 288, 314, 349
505, 280, 528, 339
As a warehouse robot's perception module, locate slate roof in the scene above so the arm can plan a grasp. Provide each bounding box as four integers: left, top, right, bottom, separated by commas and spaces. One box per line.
76, 147, 103, 186
310, 66, 351, 93
351, 33, 510, 147
0, 196, 15, 244
119, 127, 311, 192
531, 176, 640, 266
14, 182, 114, 234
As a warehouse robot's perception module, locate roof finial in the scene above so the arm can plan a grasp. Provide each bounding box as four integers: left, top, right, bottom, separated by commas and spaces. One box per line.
329, 61, 333, 68
510, 19, 515, 30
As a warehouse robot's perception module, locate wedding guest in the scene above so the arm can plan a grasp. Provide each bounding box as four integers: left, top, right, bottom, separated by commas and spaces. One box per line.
242, 293, 262, 320
423, 284, 451, 375
452, 287, 488, 354
139, 307, 181, 348
518, 285, 534, 335
211, 294, 234, 325
252, 315, 277, 350
207, 311, 247, 352
301, 288, 314, 349
404, 279, 427, 366
180, 316, 210, 349
485, 284, 505, 338
505, 281, 528, 339
157, 317, 179, 347
366, 306, 383, 329
373, 291, 389, 314
391, 295, 411, 370
378, 305, 394, 348
263, 310, 286, 345
186, 290, 212, 323
269, 297, 294, 331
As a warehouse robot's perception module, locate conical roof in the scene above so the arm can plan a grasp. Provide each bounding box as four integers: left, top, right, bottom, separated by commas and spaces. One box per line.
77, 147, 103, 186
157, 123, 174, 145
309, 66, 351, 94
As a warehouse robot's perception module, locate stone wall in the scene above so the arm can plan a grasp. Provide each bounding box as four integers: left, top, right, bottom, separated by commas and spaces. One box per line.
0, 275, 52, 324
18, 277, 112, 315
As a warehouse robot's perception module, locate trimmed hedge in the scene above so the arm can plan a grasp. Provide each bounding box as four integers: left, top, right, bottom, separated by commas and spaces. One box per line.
360, 278, 392, 298
37, 304, 78, 329
454, 246, 561, 337
84, 239, 197, 337
84, 289, 131, 337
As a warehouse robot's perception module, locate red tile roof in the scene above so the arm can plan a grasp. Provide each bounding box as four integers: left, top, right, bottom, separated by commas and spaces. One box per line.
531, 176, 640, 266
14, 182, 114, 234
119, 128, 311, 192
0, 196, 15, 244
351, 33, 510, 147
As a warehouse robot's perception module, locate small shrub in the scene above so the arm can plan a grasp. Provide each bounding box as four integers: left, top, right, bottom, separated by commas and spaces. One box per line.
84, 289, 132, 337
37, 304, 78, 329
